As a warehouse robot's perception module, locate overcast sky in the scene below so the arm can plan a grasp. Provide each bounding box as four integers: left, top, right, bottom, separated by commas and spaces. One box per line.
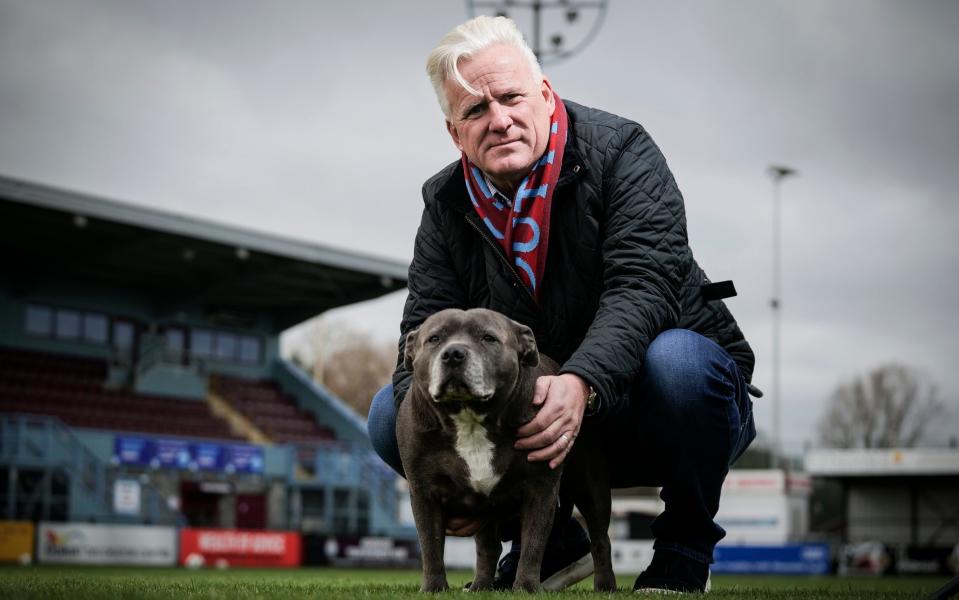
2, 0, 957, 455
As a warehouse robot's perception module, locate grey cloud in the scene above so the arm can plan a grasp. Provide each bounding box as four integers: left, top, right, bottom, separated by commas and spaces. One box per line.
2, 0, 957, 453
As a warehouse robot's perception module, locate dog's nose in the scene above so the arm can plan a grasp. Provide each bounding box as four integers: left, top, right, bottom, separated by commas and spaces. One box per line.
441, 344, 467, 365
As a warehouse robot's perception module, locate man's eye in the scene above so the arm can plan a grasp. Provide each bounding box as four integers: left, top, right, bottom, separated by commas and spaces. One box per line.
465, 104, 484, 117
482, 334, 498, 344
427, 335, 441, 343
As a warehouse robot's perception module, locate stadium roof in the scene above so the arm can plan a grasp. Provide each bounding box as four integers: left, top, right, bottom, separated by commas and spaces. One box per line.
805, 448, 959, 477
0, 174, 408, 331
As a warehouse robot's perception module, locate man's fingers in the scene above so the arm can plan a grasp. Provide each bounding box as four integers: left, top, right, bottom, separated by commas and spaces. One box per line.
514, 417, 564, 450
445, 517, 482, 537
526, 431, 574, 465
531, 376, 551, 406
515, 400, 563, 437
446, 523, 479, 536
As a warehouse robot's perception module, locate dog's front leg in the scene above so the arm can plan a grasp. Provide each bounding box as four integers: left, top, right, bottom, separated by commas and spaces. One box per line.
409, 489, 448, 592
468, 520, 500, 591
512, 486, 558, 592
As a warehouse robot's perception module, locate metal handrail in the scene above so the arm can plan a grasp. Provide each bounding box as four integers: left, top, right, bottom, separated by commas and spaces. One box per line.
0, 413, 182, 525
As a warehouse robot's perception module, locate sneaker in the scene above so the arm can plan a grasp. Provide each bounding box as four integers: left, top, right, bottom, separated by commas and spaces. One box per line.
633, 549, 711, 594
490, 518, 594, 591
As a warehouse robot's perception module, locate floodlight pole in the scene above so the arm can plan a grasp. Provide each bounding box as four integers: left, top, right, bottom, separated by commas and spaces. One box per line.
467, 0, 608, 65
768, 165, 796, 469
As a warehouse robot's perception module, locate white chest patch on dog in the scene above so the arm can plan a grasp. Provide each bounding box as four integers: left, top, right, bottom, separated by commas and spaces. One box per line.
451, 408, 501, 495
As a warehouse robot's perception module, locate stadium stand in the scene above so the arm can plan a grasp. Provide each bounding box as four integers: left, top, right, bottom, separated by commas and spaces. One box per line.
0, 346, 239, 440
211, 374, 336, 444
0, 173, 412, 538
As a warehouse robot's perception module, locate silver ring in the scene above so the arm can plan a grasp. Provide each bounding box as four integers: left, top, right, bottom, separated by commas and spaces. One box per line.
560, 433, 570, 446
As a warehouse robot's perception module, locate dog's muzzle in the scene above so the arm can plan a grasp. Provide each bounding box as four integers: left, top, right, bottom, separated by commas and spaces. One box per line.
429, 344, 494, 402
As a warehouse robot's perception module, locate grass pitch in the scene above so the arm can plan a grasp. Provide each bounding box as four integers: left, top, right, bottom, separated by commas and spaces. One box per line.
0, 566, 945, 599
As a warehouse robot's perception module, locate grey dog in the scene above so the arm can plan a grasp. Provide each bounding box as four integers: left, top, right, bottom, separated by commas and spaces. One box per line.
397, 308, 615, 592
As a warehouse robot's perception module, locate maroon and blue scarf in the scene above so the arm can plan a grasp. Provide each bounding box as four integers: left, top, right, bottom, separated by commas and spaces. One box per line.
462, 92, 567, 302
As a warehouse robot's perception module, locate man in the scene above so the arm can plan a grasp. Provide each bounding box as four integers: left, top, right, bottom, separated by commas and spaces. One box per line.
367, 15, 758, 593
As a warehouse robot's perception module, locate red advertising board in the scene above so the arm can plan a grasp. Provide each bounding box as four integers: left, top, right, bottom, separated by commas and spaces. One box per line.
179, 528, 301, 567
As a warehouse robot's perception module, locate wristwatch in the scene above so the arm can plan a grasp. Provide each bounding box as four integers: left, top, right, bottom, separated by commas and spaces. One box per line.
584, 384, 598, 416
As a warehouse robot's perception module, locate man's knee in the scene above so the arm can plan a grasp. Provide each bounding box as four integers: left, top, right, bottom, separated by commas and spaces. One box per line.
367, 384, 395, 455
641, 329, 738, 424
644, 329, 713, 394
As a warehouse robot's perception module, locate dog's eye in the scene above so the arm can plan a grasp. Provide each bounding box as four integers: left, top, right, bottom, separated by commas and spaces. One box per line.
427, 334, 440, 344
482, 334, 498, 344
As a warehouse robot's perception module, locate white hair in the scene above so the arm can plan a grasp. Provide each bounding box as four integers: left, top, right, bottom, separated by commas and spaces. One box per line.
426, 16, 543, 118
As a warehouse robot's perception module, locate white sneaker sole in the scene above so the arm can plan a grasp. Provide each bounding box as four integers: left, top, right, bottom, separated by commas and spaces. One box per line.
633, 572, 711, 594
542, 553, 595, 591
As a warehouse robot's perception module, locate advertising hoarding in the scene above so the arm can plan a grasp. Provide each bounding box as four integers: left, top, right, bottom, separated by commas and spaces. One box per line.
37, 522, 176, 566
712, 543, 831, 575
0, 521, 34, 563
114, 436, 264, 474
179, 528, 301, 567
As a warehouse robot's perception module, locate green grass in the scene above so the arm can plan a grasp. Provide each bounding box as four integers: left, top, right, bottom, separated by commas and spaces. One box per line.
0, 566, 946, 599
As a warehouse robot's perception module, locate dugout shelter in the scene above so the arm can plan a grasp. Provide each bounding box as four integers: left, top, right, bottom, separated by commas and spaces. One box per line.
806, 448, 959, 575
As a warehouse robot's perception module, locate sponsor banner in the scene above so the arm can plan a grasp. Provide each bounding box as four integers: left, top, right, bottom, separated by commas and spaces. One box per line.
227, 444, 264, 474
154, 438, 192, 469
38, 522, 176, 566
194, 442, 224, 471
0, 521, 35, 563
114, 436, 263, 474
180, 528, 300, 567
713, 544, 831, 575
303, 535, 420, 568
893, 545, 958, 576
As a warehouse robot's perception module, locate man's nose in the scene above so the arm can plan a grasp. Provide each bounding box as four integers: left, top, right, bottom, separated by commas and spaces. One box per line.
488, 103, 512, 132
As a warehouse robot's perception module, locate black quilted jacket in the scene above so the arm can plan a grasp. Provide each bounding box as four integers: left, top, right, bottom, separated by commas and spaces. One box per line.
392, 100, 755, 419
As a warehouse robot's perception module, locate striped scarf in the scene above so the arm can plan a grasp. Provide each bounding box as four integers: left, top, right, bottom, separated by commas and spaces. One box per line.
462, 93, 567, 302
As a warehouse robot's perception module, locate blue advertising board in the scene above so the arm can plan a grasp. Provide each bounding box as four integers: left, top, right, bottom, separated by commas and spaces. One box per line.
712, 544, 831, 575
226, 444, 265, 474
113, 436, 264, 474
153, 439, 192, 469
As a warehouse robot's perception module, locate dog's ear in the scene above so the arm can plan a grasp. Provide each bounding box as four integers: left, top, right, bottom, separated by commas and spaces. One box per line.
403, 328, 419, 371
512, 321, 539, 367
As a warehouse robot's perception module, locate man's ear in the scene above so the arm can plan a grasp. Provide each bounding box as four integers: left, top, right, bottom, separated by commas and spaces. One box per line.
540, 76, 555, 114
403, 329, 419, 371
512, 321, 539, 367
446, 119, 464, 151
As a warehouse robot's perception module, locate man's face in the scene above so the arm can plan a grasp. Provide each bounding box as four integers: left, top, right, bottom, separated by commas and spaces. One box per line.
444, 44, 555, 193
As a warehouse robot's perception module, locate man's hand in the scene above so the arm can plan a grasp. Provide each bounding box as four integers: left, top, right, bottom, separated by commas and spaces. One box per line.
445, 516, 483, 537
514, 373, 589, 469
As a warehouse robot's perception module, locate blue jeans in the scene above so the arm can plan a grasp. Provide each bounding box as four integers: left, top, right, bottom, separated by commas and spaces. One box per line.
367, 328, 756, 563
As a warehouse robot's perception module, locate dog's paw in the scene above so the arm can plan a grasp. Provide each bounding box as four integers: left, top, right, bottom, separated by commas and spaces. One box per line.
466, 579, 493, 592
593, 576, 617, 592
420, 578, 449, 593
511, 577, 542, 593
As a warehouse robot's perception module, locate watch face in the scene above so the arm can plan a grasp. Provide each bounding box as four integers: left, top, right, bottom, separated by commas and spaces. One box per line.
586, 388, 597, 411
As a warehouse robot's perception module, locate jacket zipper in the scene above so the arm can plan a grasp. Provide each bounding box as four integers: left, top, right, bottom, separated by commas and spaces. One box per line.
464, 214, 539, 308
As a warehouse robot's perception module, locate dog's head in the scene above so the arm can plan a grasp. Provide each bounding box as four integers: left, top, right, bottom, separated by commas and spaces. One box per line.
404, 308, 538, 404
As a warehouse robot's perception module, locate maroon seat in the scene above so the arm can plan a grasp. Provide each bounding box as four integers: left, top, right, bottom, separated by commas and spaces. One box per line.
0, 346, 240, 441
213, 374, 338, 444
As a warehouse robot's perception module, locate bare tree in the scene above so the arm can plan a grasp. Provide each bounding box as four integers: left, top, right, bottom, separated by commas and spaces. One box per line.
316, 334, 396, 418
818, 363, 945, 449
282, 316, 397, 417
